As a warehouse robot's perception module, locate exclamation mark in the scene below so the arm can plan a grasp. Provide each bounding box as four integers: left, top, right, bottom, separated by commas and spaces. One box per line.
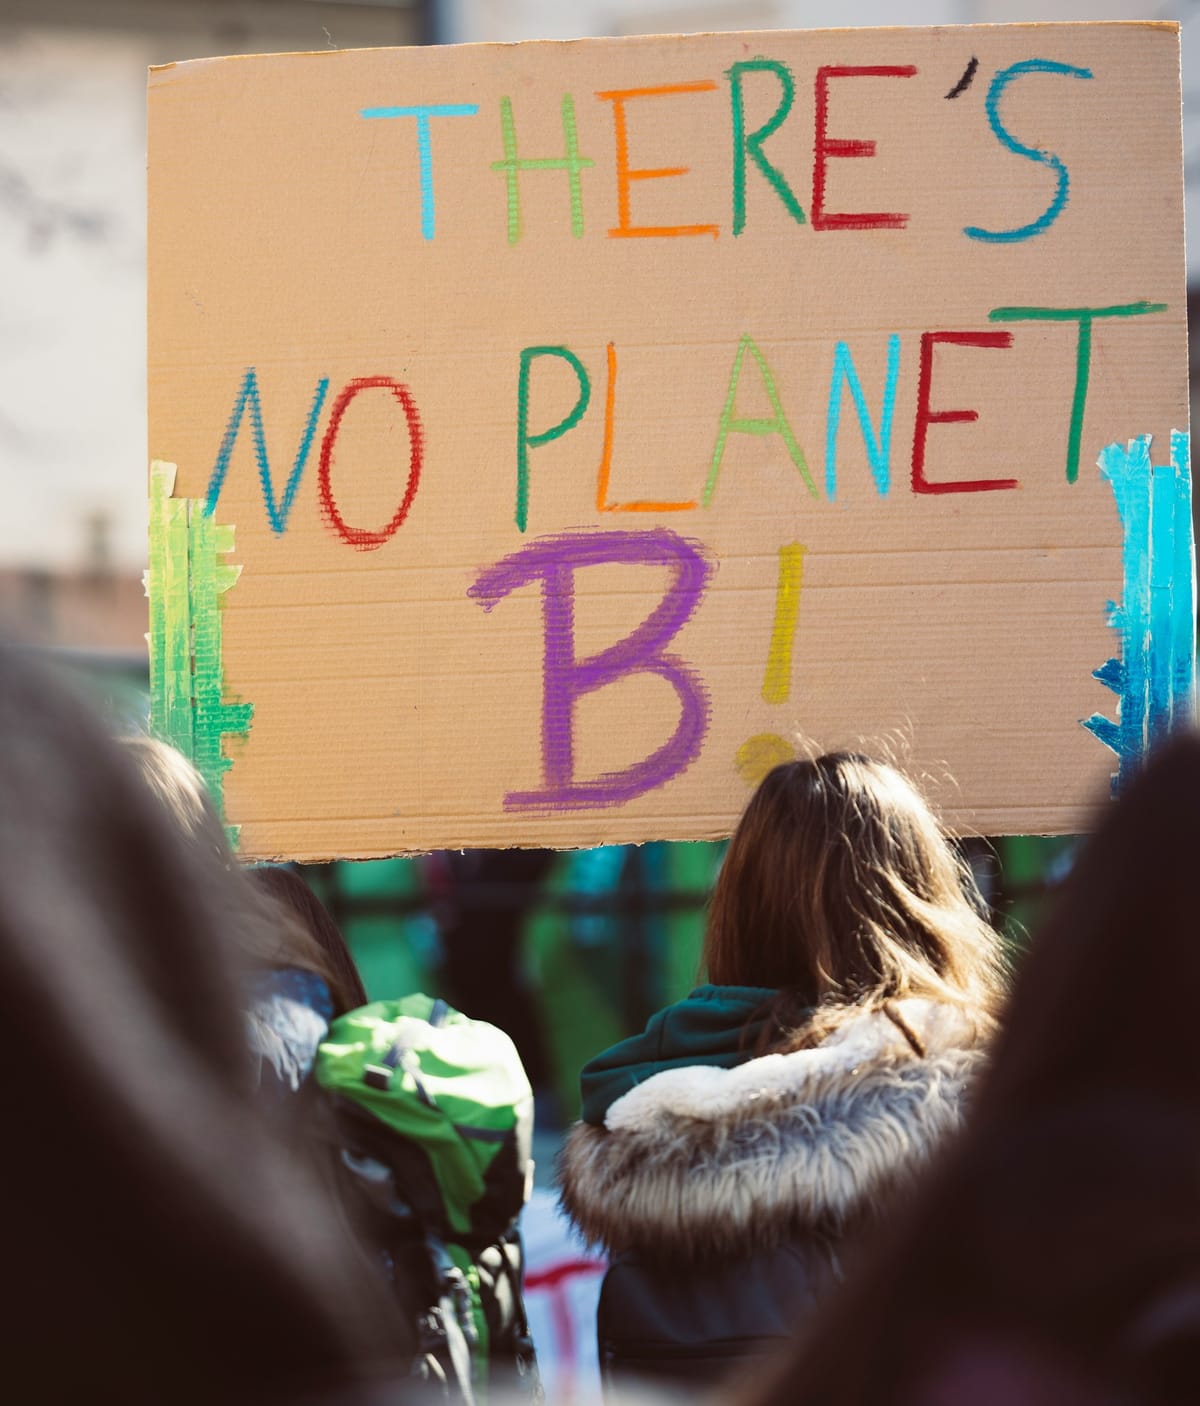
735, 543, 806, 784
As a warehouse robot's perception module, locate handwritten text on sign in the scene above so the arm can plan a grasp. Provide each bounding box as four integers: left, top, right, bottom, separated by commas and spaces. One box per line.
147, 25, 1188, 858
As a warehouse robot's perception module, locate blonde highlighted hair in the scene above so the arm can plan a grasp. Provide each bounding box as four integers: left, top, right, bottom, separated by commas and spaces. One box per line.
124, 735, 232, 865
123, 737, 354, 1008
704, 752, 1006, 1052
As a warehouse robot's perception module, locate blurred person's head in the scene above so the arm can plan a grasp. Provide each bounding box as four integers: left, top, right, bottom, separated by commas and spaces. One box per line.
125, 735, 348, 1003
738, 737, 1200, 1406
0, 647, 401, 1403
247, 865, 368, 1016
704, 752, 1004, 1048
124, 732, 229, 863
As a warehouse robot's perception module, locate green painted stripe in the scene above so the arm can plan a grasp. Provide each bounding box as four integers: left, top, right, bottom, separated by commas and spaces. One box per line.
145, 459, 254, 847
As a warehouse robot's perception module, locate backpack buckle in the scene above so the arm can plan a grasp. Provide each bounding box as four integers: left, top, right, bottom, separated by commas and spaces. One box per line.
364, 1039, 405, 1091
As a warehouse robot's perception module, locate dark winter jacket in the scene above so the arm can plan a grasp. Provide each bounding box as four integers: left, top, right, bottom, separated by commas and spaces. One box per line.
560, 988, 988, 1393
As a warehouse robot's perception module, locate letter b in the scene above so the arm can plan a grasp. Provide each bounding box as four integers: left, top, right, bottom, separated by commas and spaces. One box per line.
468, 528, 713, 810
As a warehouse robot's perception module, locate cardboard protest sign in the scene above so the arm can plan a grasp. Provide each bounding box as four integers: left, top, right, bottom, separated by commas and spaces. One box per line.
147, 23, 1192, 860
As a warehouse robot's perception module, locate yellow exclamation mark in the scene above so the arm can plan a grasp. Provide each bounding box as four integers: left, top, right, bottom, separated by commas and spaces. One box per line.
735, 543, 805, 785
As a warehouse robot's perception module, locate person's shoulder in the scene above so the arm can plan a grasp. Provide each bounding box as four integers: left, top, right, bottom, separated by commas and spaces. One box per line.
563, 1000, 987, 1260
247, 965, 334, 1021
245, 967, 335, 1099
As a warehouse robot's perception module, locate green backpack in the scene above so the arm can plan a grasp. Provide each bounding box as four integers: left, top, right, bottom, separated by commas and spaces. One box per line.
316, 995, 539, 1402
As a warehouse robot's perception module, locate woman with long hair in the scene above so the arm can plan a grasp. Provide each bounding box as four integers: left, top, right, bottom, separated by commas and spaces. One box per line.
739, 737, 1200, 1406
559, 751, 1006, 1394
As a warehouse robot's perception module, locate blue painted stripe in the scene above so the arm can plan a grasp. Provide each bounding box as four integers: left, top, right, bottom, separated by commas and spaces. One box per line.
1149, 460, 1175, 744
1083, 432, 1195, 792
1170, 429, 1196, 732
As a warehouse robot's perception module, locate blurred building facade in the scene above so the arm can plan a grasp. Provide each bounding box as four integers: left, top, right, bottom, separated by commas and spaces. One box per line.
0, 565, 146, 650
440, 0, 1134, 39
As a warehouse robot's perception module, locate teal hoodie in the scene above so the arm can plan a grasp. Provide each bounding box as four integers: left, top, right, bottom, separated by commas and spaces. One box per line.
579, 984, 779, 1126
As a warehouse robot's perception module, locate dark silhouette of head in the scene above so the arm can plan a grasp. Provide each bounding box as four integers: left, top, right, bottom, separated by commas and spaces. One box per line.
0, 647, 400, 1403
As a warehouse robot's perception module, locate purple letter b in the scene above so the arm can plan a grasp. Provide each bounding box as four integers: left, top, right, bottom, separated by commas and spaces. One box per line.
469, 528, 713, 811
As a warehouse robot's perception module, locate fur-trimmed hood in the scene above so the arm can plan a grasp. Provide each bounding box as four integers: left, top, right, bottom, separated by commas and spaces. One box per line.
559, 999, 987, 1261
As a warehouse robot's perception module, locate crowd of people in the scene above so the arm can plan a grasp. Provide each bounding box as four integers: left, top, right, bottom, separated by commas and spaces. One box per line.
4, 641, 1198, 1404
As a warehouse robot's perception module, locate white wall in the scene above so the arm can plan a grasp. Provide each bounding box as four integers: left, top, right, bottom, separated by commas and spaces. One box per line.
440, 0, 1151, 43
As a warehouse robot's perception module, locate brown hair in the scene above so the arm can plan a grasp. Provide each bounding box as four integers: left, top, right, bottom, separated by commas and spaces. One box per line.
248, 865, 369, 1016
124, 736, 348, 1004
738, 736, 1200, 1406
704, 752, 1005, 1051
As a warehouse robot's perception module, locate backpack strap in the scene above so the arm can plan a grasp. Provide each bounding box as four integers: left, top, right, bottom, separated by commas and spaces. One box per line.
363, 998, 449, 1094
497, 1231, 542, 1401
415, 1234, 478, 1405
429, 998, 451, 1028
363, 1039, 436, 1107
